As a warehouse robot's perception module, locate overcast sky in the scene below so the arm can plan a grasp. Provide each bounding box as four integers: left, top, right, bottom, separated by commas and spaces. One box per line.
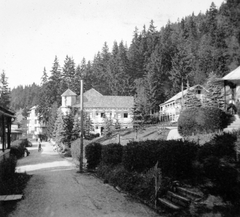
0, 0, 225, 89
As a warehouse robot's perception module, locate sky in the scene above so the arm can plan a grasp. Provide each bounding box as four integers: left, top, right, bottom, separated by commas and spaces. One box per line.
0, 0, 225, 89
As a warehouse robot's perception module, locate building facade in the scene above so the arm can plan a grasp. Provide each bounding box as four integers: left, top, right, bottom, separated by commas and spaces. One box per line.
159, 85, 206, 122
61, 88, 134, 135
27, 106, 46, 138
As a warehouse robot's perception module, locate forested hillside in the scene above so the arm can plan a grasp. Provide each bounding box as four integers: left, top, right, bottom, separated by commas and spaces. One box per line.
10, 1, 240, 125
10, 83, 40, 113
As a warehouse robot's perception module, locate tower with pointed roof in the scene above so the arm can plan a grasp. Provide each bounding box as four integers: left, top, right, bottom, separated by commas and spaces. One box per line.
61, 88, 77, 115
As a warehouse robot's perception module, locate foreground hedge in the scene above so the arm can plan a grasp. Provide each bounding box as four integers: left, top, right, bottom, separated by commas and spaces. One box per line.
101, 143, 123, 166
97, 164, 155, 201
85, 142, 102, 169
122, 140, 160, 173
178, 106, 233, 136
197, 132, 237, 162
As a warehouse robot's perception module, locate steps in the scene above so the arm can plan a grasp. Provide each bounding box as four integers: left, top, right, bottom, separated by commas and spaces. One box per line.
224, 115, 240, 132
158, 186, 202, 212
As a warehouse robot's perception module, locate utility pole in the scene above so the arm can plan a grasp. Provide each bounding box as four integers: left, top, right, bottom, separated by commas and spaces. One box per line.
79, 79, 84, 173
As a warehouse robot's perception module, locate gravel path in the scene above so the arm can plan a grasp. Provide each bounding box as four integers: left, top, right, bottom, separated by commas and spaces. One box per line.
10, 141, 160, 217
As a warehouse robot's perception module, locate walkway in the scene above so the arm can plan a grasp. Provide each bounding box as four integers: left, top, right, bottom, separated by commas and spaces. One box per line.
10, 141, 159, 217
166, 127, 182, 140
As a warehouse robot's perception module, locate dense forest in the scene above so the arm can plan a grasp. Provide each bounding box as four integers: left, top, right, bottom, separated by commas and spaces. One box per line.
10, 84, 40, 113
7, 0, 240, 125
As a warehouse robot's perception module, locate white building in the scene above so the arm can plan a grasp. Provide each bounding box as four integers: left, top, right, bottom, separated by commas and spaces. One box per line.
27, 106, 46, 138
159, 85, 206, 122
61, 88, 134, 135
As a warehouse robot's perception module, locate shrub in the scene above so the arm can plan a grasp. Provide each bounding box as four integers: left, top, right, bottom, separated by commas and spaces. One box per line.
10, 139, 27, 159
101, 143, 123, 166
197, 132, 237, 162
0, 156, 17, 181
85, 133, 100, 140
85, 142, 102, 169
96, 164, 155, 201
156, 140, 199, 179
123, 139, 198, 180
178, 107, 233, 136
122, 140, 160, 173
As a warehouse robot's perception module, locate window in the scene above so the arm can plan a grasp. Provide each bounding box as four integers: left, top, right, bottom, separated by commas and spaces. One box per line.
101, 113, 105, 118
96, 112, 98, 116
96, 126, 98, 129
124, 113, 128, 118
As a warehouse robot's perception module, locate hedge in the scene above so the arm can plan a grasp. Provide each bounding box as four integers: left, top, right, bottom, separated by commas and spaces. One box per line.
101, 143, 123, 166
122, 140, 160, 173
197, 132, 237, 162
85, 142, 102, 169
178, 106, 233, 136
122, 139, 199, 180
10, 139, 28, 159
0, 156, 17, 181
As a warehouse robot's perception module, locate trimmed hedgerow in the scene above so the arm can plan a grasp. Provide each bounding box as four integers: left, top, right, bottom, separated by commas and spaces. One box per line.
122, 140, 160, 173
101, 143, 123, 166
178, 106, 233, 136
197, 132, 237, 162
85, 142, 102, 169
122, 139, 199, 180
156, 140, 199, 179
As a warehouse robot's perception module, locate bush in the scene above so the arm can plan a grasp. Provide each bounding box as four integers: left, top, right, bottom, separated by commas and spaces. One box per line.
197, 132, 237, 162
122, 140, 160, 173
10, 139, 28, 159
97, 164, 155, 201
85, 133, 100, 140
178, 107, 233, 136
156, 140, 199, 179
85, 142, 102, 169
101, 143, 123, 166
0, 156, 17, 181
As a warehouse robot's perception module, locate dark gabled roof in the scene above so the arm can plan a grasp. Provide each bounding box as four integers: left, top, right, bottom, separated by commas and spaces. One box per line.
61, 89, 77, 96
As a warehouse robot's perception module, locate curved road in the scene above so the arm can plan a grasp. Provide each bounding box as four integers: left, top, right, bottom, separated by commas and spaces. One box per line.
10, 141, 160, 217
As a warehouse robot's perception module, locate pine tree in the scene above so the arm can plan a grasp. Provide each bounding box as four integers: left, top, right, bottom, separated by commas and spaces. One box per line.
41, 67, 48, 85
114, 118, 121, 130
61, 55, 76, 93
184, 88, 202, 108
0, 70, 11, 109
46, 102, 58, 139
62, 112, 74, 147
203, 72, 224, 108
103, 116, 113, 137
53, 109, 64, 144
84, 115, 94, 137
72, 114, 81, 141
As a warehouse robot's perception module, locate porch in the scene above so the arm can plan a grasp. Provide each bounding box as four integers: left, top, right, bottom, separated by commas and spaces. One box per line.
0, 106, 15, 161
